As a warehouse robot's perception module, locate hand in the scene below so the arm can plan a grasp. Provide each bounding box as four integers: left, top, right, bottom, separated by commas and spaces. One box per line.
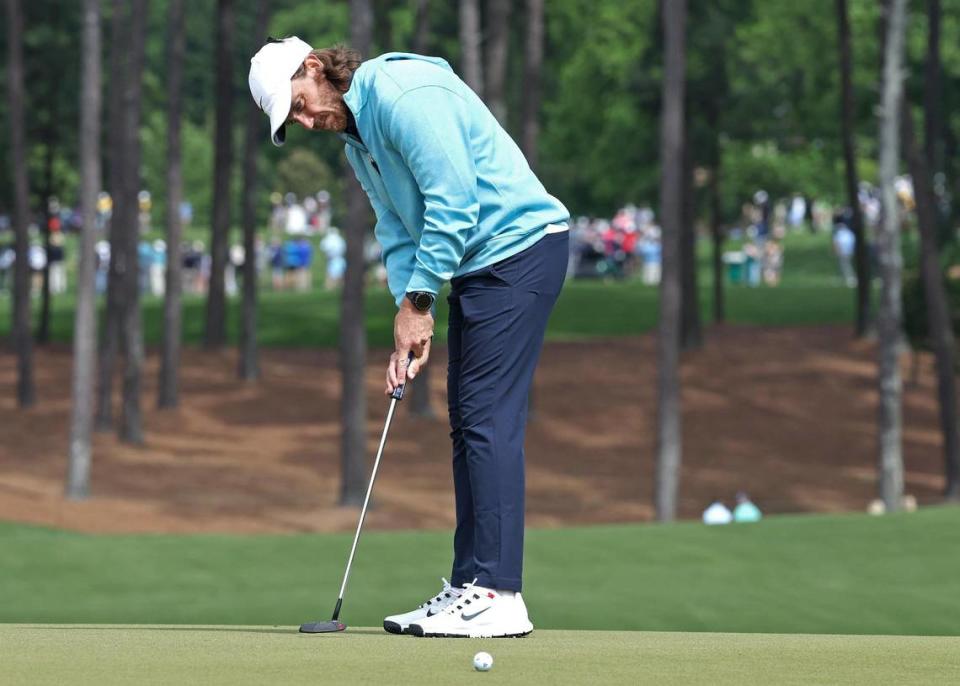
386, 299, 434, 395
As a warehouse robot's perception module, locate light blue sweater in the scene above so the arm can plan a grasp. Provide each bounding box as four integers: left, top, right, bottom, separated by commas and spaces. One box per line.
339, 52, 569, 307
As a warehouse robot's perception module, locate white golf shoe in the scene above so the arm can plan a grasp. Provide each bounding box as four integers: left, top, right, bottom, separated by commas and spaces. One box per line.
382, 578, 463, 634
408, 582, 534, 638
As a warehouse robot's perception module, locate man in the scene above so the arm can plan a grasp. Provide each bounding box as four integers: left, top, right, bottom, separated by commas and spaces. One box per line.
832, 211, 857, 288
249, 37, 569, 638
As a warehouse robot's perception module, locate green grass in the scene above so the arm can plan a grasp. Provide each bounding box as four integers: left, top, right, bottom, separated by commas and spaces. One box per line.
0, 229, 858, 347
2, 508, 959, 636
2, 626, 958, 686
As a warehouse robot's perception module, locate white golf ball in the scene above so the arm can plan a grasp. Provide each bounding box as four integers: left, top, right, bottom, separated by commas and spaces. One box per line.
473, 651, 493, 671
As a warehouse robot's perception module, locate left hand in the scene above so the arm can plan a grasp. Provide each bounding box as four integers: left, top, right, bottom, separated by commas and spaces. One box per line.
386, 298, 434, 394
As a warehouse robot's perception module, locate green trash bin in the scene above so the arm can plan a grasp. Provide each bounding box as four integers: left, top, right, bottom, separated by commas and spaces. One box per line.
723, 251, 746, 285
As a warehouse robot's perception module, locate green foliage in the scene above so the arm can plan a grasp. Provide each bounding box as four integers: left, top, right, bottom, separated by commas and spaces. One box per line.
3, 0, 960, 241
274, 149, 341, 208
539, 0, 660, 215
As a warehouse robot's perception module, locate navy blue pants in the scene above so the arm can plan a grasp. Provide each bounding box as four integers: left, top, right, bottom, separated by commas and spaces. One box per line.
447, 231, 568, 592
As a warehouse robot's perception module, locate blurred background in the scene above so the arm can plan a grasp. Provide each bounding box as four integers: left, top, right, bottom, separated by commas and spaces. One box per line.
0, 0, 959, 634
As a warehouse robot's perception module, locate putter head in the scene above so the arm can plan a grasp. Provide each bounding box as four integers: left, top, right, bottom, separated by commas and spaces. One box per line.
299, 620, 347, 634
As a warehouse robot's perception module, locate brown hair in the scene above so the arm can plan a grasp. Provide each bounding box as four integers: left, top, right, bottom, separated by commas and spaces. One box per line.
292, 45, 362, 93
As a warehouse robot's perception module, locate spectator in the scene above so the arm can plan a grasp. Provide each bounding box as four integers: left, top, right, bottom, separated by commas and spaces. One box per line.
95, 240, 110, 294
294, 237, 312, 291
269, 238, 285, 290
320, 227, 346, 290
284, 193, 308, 235
832, 213, 856, 288
0, 242, 14, 294
639, 227, 661, 286
48, 230, 67, 295
226, 243, 245, 296
762, 240, 783, 287
150, 240, 167, 296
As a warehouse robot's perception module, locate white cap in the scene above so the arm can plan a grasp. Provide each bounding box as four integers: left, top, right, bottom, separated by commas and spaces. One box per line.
248, 36, 314, 146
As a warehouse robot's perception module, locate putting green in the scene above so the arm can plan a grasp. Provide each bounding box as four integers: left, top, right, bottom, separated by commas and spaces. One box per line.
1, 625, 957, 685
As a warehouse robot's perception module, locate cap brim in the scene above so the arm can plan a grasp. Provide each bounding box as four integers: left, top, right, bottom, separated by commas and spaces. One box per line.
267, 82, 293, 147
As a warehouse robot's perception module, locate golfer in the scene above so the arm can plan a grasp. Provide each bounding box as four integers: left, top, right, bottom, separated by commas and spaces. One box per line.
249, 37, 569, 638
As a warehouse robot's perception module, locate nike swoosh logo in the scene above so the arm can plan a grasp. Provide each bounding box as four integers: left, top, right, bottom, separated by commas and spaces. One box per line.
426, 609, 438, 617
461, 607, 491, 621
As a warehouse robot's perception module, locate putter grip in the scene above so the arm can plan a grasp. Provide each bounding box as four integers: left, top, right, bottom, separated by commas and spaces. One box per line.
391, 352, 416, 401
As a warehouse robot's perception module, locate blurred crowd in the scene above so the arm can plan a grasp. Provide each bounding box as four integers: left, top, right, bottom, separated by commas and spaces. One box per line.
0, 177, 929, 299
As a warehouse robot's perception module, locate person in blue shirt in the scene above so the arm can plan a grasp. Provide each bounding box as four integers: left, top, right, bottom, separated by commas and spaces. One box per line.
249, 37, 569, 639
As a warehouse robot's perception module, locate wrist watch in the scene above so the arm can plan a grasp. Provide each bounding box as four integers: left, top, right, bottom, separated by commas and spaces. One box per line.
406, 291, 436, 312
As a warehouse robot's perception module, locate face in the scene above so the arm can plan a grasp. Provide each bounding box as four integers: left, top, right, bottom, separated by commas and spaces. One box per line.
287, 55, 349, 133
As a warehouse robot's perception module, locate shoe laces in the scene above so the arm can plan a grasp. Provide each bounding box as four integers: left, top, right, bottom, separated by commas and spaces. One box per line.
444, 578, 495, 615
418, 577, 461, 609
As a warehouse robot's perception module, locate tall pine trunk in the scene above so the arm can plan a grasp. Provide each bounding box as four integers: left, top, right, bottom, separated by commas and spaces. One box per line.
238, 0, 271, 381
340, 0, 373, 507
118, 0, 150, 445
37, 145, 55, 344
484, 0, 511, 124
876, 0, 907, 512
521, 0, 544, 171
5, 0, 34, 408
902, 109, 959, 500
67, 0, 102, 499
923, 0, 942, 174
412, 0, 431, 54
205, 0, 235, 348
459, 0, 483, 97
655, 0, 686, 523
159, 0, 186, 407
836, 0, 871, 338
96, 0, 129, 430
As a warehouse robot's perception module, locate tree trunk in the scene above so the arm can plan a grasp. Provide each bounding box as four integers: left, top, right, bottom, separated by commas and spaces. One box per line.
158, 0, 186, 407
67, 0, 102, 499
205, 0, 235, 349
902, 108, 960, 500
680, 135, 701, 350
96, 0, 130, 430
520, 0, 544, 169
484, 0, 511, 124
340, 0, 374, 507
118, 0, 150, 445
924, 0, 942, 174
521, 0, 545, 421
876, 0, 907, 513
37, 147, 55, 345
238, 0, 271, 382
412, 0, 431, 54
836, 0, 871, 338
5, 0, 35, 408
655, 0, 686, 523
459, 0, 483, 97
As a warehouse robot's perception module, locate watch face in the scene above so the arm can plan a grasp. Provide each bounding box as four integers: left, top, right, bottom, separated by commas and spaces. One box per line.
415, 292, 433, 310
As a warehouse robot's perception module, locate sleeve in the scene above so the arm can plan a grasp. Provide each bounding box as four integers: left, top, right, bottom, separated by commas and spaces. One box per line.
380, 86, 479, 296
344, 145, 417, 307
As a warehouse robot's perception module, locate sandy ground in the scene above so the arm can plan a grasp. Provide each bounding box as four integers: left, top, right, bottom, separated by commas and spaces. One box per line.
0, 325, 952, 533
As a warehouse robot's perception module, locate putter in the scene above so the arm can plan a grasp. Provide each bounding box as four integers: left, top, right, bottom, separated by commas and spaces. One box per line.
300, 355, 413, 634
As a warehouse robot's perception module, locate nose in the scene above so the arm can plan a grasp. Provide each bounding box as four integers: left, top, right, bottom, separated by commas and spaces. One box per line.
293, 112, 312, 129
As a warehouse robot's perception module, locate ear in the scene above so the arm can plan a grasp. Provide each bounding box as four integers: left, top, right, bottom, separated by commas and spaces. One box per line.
303, 53, 325, 80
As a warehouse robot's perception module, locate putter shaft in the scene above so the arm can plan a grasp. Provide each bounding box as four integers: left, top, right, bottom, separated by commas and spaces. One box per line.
333, 395, 400, 618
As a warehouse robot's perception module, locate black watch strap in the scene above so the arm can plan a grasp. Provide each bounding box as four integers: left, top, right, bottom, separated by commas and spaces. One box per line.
406, 291, 435, 312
